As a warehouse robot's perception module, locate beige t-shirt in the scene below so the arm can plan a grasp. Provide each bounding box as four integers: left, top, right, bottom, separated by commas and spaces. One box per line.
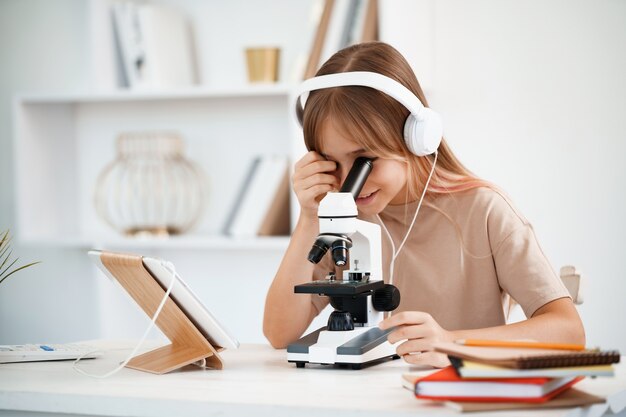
310, 187, 570, 331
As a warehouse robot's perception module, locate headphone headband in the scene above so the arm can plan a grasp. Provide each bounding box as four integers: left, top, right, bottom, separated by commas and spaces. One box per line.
293, 71, 442, 156
294, 71, 426, 125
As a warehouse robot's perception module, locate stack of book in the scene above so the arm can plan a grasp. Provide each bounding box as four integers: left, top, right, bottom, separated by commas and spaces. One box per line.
402, 340, 621, 412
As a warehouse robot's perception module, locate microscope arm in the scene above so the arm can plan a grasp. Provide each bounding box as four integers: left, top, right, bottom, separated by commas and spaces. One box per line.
344, 219, 383, 282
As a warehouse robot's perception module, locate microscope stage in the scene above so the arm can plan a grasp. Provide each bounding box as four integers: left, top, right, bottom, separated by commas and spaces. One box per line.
294, 279, 384, 296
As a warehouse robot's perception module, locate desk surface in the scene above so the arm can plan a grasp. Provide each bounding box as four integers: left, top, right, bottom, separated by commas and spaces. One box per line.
0, 341, 624, 417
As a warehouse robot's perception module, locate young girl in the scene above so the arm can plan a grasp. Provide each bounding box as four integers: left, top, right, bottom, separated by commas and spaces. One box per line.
263, 42, 584, 368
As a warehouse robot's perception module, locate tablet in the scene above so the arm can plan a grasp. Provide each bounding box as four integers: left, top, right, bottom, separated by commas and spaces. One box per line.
88, 250, 239, 350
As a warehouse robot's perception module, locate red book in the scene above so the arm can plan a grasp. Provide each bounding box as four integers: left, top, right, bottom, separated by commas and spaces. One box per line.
414, 367, 583, 402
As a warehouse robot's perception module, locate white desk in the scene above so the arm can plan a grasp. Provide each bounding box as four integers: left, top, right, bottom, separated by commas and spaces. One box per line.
0, 341, 624, 417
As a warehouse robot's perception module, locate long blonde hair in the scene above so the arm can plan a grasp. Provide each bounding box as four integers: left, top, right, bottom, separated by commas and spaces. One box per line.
303, 43, 518, 317
302, 42, 491, 201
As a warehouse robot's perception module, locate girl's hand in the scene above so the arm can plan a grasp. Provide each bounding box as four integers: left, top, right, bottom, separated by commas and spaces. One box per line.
379, 311, 454, 368
292, 151, 339, 220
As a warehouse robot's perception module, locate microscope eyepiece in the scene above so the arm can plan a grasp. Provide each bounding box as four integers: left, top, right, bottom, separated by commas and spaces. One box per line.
340, 157, 374, 199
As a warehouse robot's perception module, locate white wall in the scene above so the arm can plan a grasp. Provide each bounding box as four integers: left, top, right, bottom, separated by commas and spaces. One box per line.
0, 0, 96, 343
382, 0, 626, 349
1, 0, 625, 350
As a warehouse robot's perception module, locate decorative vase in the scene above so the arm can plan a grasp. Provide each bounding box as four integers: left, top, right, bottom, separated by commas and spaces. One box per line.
94, 131, 207, 236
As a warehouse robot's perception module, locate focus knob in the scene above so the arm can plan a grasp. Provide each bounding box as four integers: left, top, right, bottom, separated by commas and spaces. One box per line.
372, 284, 401, 312
327, 311, 354, 331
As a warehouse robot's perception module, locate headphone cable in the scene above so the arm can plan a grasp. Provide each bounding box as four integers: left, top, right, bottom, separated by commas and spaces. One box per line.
73, 261, 178, 378
376, 151, 438, 291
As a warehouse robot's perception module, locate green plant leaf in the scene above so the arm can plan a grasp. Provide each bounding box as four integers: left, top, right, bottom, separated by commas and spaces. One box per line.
0, 230, 9, 252
0, 261, 41, 285
0, 229, 8, 242
0, 229, 41, 285
0, 256, 19, 280
0, 248, 14, 271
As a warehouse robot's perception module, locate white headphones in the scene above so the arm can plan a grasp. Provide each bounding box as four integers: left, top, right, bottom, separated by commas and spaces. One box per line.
294, 71, 443, 157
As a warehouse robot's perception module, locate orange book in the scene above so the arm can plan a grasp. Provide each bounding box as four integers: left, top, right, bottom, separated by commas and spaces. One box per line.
413, 367, 583, 403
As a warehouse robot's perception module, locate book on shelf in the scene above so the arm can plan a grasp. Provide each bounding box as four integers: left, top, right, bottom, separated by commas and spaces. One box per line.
257, 160, 291, 237
112, 2, 196, 90
434, 342, 621, 369
303, 0, 378, 79
223, 155, 290, 237
359, 0, 378, 42
344, 0, 378, 45
222, 157, 261, 236
303, 0, 334, 80
407, 366, 583, 403
318, 0, 355, 65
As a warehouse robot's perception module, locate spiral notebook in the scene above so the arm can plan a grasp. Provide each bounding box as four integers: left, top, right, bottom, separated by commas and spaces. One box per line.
434, 342, 621, 369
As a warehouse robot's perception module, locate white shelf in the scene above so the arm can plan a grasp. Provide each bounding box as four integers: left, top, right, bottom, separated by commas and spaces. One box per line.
18, 235, 291, 251
16, 83, 293, 104
13, 83, 295, 247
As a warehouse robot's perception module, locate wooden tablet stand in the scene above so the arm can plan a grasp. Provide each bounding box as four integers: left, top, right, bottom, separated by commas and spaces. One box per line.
99, 251, 223, 374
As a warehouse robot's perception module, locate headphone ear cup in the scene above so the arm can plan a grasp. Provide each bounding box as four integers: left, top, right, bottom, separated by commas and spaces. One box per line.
403, 108, 443, 156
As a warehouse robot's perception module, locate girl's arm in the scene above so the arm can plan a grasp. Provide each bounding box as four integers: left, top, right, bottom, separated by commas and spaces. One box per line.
263, 151, 338, 348
263, 215, 320, 348
452, 297, 585, 344
380, 297, 585, 367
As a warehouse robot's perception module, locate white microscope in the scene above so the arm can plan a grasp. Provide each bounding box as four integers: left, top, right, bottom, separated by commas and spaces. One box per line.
287, 157, 401, 369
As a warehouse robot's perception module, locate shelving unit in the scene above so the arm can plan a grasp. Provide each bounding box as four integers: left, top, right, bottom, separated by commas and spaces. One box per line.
12, 83, 300, 345
16, 84, 293, 104
18, 235, 291, 251
12, 0, 321, 252
9, 0, 317, 344
13, 86, 297, 250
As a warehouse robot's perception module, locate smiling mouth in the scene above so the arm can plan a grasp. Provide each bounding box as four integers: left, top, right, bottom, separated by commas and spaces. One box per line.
356, 190, 379, 205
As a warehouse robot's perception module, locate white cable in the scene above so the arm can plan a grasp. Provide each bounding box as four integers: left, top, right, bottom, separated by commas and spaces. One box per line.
73, 260, 178, 378
376, 151, 438, 288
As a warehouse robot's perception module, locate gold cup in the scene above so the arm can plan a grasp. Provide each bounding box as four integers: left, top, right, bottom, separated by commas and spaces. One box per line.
245, 47, 280, 83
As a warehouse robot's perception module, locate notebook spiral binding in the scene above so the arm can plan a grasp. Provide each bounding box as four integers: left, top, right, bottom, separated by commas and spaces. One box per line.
517, 350, 621, 369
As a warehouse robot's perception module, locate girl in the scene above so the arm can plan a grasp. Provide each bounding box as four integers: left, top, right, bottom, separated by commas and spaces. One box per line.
263, 42, 584, 368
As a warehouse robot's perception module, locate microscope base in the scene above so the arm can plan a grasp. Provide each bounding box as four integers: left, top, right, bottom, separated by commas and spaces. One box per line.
287, 326, 399, 369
